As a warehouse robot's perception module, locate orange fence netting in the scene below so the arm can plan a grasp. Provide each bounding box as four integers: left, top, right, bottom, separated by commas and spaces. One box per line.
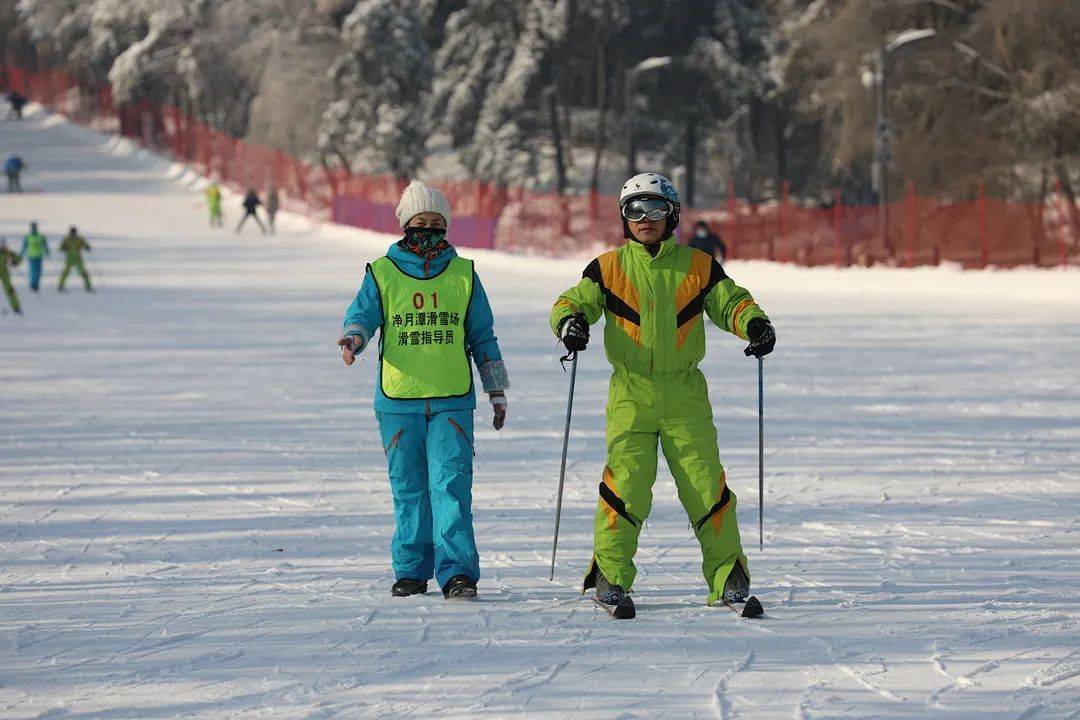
4, 65, 1077, 267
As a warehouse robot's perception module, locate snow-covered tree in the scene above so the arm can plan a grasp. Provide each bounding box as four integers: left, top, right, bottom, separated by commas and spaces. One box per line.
428, 2, 522, 161
12, 0, 1072, 208
317, 0, 432, 178
105, 3, 190, 105
429, 0, 569, 186
467, 0, 568, 185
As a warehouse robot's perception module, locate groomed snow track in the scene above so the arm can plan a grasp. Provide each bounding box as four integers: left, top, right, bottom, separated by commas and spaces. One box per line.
2, 106, 1079, 719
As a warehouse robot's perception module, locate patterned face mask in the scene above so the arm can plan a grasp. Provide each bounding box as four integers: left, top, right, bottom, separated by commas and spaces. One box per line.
400, 226, 449, 256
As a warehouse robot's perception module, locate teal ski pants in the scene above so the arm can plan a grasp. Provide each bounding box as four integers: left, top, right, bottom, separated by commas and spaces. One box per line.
377, 410, 479, 588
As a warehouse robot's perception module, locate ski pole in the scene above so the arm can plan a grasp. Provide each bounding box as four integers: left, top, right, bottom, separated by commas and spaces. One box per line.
757, 356, 764, 551
550, 350, 578, 581
86, 255, 101, 291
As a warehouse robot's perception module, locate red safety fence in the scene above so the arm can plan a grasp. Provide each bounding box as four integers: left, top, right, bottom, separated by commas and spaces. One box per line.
4, 65, 1077, 267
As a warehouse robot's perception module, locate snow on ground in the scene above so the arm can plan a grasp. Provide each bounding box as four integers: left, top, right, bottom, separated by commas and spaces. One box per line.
1, 106, 1079, 720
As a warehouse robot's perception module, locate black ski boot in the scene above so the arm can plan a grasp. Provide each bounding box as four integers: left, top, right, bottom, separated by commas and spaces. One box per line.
442, 574, 478, 600
594, 572, 636, 619
391, 578, 428, 597
720, 563, 764, 617
722, 563, 750, 604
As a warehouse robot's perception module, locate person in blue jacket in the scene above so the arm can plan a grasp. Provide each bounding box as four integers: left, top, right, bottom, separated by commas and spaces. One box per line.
5, 155, 25, 192
20, 222, 48, 291
337, 180, 510, 601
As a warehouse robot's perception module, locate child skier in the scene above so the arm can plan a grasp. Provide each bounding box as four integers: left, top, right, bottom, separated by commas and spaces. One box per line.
58, 226, 92, 292
550, 173, 776, 619
205, 182, 223, 227
337, 180, 509, 600
0, 238, 22, 314
20, 222, 48, 292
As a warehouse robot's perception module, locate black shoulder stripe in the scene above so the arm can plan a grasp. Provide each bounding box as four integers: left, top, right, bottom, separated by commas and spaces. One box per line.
583, 258, 602, 283
603, 290, 641, 326
676, 297, 705, 329
676, 259, 728, 329
707, 259, 728, 292
582, 256, 641, 326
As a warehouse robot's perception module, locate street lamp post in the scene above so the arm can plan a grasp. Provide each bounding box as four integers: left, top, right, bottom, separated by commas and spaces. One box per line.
875, 45, 892, 258
625, 56, 673, 177
875, 28, 937, 261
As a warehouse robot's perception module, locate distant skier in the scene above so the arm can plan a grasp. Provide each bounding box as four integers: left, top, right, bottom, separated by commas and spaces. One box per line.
235, 188, 266, 234
58, 226, 92, 292
265, 185, 279, 234
6, 91, 28, 120
204, 182, 223, 227
5, 155, 25, 192
20, 222, 49, 292
550, 173, 775, 619
0, 238, 22, 314
337, 180, 509, 601
688, 220, 727, 264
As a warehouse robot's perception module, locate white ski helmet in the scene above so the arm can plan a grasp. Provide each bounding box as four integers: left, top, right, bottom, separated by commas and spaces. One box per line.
619, 172, 681, 239
620, 172, 680, 209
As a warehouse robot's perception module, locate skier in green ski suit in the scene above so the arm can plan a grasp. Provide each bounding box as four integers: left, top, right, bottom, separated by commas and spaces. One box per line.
58, 226, 92, 292
205, 182, 223, 227
550, 172, 776, 618
0, 238, 22, 313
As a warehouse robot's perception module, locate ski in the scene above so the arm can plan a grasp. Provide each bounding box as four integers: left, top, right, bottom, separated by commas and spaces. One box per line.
720, 595, 764, 618
591, 595, 636, 619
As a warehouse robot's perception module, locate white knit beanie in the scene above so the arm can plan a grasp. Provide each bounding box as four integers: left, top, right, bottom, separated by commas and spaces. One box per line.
395, 180, 452, 229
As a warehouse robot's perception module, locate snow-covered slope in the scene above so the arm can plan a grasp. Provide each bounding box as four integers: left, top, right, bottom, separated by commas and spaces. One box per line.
1, 107, 1078, 719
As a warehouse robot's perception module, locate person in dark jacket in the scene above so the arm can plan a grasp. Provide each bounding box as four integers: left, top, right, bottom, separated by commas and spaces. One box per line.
235, 188, 267, 234
688, 220, 727, 264
7, 91, 27, 120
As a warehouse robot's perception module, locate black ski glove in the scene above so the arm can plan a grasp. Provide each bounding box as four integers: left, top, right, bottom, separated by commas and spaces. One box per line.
743, 317, 775, 358
559, 314, 590, 353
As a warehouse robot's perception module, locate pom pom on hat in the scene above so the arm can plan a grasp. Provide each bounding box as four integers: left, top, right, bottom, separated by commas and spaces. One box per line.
395, 180, 451, 229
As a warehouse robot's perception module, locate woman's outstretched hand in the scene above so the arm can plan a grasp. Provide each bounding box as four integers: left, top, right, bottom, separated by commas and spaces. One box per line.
338, 336, 361, 366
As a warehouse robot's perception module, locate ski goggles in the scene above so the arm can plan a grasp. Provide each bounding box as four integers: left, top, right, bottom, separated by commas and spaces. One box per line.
621, 197, 673, 222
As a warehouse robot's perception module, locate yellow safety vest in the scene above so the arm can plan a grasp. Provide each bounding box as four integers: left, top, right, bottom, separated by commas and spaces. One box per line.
369, 256, 474, 399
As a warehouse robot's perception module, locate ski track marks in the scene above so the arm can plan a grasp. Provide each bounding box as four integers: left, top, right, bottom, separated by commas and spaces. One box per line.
1, 106, 1079, 719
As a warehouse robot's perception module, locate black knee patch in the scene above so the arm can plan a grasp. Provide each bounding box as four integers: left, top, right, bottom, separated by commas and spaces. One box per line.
599, 482, 638, 527
693, 486, 732, 533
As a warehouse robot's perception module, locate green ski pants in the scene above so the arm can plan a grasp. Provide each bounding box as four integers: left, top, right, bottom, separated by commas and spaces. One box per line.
59, 257, 91, 290
1, 270, 18, 312
585, 368, 748, 604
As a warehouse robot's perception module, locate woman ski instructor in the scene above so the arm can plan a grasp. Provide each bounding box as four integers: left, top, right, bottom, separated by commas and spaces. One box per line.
550, 173, 776, 619
338, 180, 509, 600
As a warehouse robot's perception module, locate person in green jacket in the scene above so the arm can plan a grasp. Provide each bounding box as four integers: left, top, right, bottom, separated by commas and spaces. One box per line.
550, 172, 776, 619
20, 222, 48, 292
0, 238, 22, 313
205, 182, 223, 227
58, 226, 92, 292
